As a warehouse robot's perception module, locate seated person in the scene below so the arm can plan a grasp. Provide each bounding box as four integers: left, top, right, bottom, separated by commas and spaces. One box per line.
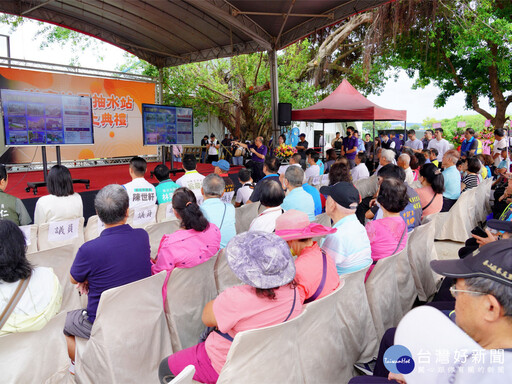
414, 163, 444, 218
247, 156, 281, 203
328, 159, 353, 185
275, 210, 338, 303
495, 148, 509, 176
34, 165, 83, 225
176, 154, 206, 205
351, 153, 370, 182
302, 181, 322, 216
0, 164, 31, 225
323, 149, 337, 174
234, 168, 254, 207
397, 154, 414, 185
281, 165, 315, 221
200, 174, 236, 248
304, 149, 321, 180
158, 231, 302, 383
278, 153, 302, 176
365, 178, 409, 281
212, 160, 235, 204
123, 156, 156, 209
461, 156, 481, 192
0, 219, 61, 335
63, 184, 152, 365
441, 149, 461, 212
429, 148, 439, 167
154, 164, 179, 204
152, 188, 220, 274
249, 179, 285, 232
320, 181, 372, 275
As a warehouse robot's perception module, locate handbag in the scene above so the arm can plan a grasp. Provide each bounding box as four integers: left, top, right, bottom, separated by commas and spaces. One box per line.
0, 276, 31, 330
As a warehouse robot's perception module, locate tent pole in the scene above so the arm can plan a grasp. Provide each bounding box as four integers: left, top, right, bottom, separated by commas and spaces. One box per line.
404, 120, 407, 148
373, 120, 376, 169
268, 49, 280, 146
322, 121, 325, 160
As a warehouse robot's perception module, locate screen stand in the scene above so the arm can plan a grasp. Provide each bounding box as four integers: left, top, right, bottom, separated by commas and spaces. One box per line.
26, 146, 90, 195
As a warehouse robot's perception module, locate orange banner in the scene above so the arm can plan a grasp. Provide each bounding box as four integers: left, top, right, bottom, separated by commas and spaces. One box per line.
0, 67, 157, 163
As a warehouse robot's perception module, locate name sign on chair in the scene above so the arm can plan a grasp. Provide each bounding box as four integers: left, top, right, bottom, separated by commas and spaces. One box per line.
48, 219, 80, 242
97, 219, 106, 236
20, 225, 32, 246
166, 204, 177, 219
133, 205, 157, 226
311, 176, 321, 185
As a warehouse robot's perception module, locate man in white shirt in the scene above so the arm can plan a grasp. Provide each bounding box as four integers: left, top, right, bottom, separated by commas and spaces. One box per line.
176, 154, 206, 205
278, 153, 302, 175
234, 168, 254, 207
404, 129, 424, 153
249, 179, 285, 232
304, 150, 320, 181
351, 153, 370, 182
428, 128, 451, 165
206, 133, 220, 163
492, 128, 508, 167
398, 153, 414, 185
123, 156, 157, 209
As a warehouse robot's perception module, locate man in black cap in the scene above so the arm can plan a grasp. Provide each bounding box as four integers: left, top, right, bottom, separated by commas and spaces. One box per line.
320, 182, 372, 275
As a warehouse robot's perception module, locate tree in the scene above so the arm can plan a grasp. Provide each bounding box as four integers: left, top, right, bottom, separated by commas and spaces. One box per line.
371, 0, 512, 128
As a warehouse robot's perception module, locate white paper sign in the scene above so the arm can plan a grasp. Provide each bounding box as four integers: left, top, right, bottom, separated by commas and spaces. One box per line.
165, 204, 177, 219
321, 174, 329, 185
133, 205, 157, 226
97, 219, 106, 236
311, 176, 321, 186
20, 225, 32, 246
48, 219, 80, 242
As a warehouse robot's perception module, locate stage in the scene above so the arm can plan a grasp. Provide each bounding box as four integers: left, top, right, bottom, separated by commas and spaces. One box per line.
6, 162, 244, 223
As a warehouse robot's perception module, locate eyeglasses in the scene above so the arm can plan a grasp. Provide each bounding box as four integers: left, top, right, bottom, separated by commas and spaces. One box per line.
449, 285, 488, 298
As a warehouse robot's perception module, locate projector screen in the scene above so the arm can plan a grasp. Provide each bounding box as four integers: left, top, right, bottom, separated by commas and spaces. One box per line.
142, 103, 193, 145
1, 89, 94, 146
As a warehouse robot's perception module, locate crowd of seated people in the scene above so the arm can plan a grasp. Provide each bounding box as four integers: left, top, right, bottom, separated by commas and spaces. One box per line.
2, 126, 512, 384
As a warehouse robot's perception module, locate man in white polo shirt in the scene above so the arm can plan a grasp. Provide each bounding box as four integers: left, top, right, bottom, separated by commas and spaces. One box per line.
428, 128, 451, 167
176, 154, 206, 205
123, 156, 157, 209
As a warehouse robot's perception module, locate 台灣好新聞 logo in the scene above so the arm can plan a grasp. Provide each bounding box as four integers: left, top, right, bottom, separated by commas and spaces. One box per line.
384, 345, 415, 374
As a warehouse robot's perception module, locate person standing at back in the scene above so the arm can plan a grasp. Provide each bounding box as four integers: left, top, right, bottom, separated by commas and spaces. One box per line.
0, 164, 31, 225
206, 134, 220, 163
123, 156, 156, 209
428, 128, 450, 167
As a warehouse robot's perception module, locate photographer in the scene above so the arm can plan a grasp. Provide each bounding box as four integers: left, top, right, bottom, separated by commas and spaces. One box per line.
206, 133, 220, 163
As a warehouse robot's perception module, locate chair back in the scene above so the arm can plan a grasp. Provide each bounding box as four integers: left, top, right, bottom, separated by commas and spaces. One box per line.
166, 256, 218, 351
365, 253, 404, 339
435, 188, 477, 242
75, 272, 172, 384
145, 220, 181, 260
214, 249, 243, 294
37, 217, 85, 252
395, 244, 417, 314
235, 202, 263, 233
27, 244, 80, 313
336, 265, 379, 364
20, 224, 38, 253
84, 215, 105, 242
217, 311, 305, 384
354, 174, 378, 199
157, 202, 178, 223
128, 205, 157, 228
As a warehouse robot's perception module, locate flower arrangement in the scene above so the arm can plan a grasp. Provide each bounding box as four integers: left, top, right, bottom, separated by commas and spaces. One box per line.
274, 144, 296, 161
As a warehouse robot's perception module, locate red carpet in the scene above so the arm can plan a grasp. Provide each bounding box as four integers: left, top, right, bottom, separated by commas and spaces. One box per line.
6, 162, 243, 200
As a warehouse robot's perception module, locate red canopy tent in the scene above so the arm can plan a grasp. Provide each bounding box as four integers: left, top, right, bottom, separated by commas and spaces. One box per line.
291, 79, 407, 151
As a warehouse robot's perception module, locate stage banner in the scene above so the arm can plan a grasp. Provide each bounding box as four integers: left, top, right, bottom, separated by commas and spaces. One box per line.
0, 67, 157, 163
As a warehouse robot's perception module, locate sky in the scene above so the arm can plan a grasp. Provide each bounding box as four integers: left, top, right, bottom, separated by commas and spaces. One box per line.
0, 17, 505, 125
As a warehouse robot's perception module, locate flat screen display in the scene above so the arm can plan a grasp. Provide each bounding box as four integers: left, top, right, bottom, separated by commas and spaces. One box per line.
1, 89, 94, 146
142, 104, 193, 145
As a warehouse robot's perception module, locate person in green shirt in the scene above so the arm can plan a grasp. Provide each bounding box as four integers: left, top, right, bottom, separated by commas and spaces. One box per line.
154, 164, 179, 204
0, 164, 31, 226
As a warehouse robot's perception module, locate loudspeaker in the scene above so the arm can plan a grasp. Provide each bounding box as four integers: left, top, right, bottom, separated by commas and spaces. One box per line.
278, 103, 292, 126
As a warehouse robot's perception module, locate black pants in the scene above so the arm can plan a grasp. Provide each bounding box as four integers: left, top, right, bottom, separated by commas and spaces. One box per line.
252, 161, 265, 183
207, 154, 218, 164
441, 197, 457, 212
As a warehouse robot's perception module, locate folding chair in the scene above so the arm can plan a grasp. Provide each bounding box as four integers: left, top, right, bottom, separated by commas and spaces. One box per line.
37, 217, 85, 252
20, 224, 38, 253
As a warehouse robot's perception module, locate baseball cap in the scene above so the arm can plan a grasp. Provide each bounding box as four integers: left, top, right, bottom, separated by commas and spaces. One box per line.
299, 133, 306, 138
486, 219, 512, 233
430, 239, 512, 288
212, 159, 230, 172
320, 181, 360, 209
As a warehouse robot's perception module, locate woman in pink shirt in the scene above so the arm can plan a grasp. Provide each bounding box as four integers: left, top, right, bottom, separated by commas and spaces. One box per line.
365, 178, 409, 281
158, 231, 301, 383
151, 188, 220, 275
275, 209, 339, 304
414, 163, 445, 219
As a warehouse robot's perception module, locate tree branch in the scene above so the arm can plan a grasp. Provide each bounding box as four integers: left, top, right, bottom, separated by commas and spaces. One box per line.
198, 83, 240, 104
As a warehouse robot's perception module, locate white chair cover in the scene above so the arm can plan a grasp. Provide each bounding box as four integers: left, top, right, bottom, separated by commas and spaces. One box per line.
312, 213, 332, 243
354, 174, 378, 199
217, 311, 305, 384
165, 256, 218, 351
145, 220, 181, 260
38, 217, 85, 252
299, 284, 348, 383
170, 365, 196, 384
130, 205, 158, 228
157, 202, 179, 223
27, 244, 80, 313
213, 249, 243, 294
365, 253, 404, 339
0, 312, 69, 384
395, 245, 417, 314
336, 266, 379, 363
20, 224, 38, 253
235, 202, 263, 234
75, 272, 172, 384
320, 174, 329, 186
474, 177, 492, 223
407, 220, 439, 301
435, 188, 477, 242
84, 215, 105, 242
